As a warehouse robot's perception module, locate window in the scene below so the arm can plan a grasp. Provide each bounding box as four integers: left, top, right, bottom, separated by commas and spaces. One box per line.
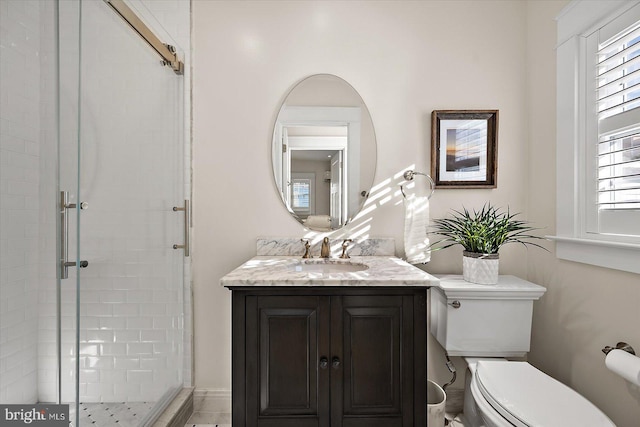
587, 13, 640, 236
290, 173, 315, 215
292, 180, 311, 210
555, 0, 640, 274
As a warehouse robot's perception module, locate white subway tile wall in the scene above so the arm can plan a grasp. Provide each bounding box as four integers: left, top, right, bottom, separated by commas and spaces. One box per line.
1, 0, 191, 407
0, 0, 43, 404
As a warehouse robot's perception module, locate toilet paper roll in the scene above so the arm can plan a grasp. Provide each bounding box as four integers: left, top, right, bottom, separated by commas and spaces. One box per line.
605, 349, 640, 386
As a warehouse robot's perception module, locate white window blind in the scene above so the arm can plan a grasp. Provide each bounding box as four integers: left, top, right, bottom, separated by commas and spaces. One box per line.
597, 24, 640, 120
588, 10, 640, 237
292, 179, 311, 210
597, 132, 640, 210
290, 173, 315, 215
554, 0, 640, 274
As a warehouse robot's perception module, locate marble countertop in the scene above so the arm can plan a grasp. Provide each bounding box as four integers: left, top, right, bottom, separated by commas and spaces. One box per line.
220, 256, 439, 288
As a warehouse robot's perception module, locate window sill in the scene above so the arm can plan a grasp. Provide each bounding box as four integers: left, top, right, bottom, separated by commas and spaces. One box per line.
547, 235, 640, 275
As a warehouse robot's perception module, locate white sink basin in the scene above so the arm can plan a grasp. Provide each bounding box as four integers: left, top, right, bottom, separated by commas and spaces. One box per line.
290, 260, 369, 274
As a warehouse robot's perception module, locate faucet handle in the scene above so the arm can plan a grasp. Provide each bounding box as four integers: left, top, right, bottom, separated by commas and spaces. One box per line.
339, 239, 353, 259
301, 239, 312, 259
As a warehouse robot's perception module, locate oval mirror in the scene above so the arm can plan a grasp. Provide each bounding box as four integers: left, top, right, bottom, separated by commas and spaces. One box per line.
271, 74, 377, 232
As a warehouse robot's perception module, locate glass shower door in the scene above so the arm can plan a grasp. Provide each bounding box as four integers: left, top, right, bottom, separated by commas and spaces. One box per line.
60, 0, 186, 425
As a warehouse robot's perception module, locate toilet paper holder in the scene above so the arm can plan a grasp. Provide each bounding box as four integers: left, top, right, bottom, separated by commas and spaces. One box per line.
602, 342, 636, 356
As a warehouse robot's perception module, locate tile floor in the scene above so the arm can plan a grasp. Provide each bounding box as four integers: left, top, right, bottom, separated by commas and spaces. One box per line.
182, 395, 463, 427
184, 416, 461, 427
74, 402, 156, 427
185, 391, 231, 427
63, 396, 233, 427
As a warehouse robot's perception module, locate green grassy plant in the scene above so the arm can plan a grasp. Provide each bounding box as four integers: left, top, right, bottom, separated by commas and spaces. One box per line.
429, 204, 547, 254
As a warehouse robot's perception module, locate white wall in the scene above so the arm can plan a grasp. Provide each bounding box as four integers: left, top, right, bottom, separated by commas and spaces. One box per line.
526, 2, 640, 426
194, 2, 640, 424
193, 0, 532, 394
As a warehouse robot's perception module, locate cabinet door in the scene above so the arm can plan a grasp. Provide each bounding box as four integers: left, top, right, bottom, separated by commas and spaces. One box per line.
246, 295, 330, 427
331, 295, 414, 427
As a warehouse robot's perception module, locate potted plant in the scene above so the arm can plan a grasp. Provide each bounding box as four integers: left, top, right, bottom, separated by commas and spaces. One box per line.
429, 204, 546, 284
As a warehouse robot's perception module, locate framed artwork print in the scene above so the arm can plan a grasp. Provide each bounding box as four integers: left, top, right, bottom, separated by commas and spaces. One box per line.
431, 110, 498, 188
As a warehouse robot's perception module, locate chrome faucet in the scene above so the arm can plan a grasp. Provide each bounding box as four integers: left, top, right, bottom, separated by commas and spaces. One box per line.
320, 237, 331, 258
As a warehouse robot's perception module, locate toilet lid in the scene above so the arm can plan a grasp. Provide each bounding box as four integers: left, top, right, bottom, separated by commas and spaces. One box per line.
475, 361, 616, 427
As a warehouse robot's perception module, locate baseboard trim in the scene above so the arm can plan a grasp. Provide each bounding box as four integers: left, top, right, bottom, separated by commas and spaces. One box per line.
188, 388, 231, 425
151, 387, 194, 427
193, 388, 231, 398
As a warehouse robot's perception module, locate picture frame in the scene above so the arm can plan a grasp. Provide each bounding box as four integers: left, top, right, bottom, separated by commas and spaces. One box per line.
431, 110, 498, 188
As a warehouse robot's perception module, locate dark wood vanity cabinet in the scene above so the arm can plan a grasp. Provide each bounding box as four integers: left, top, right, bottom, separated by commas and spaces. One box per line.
231, 288, 427, 427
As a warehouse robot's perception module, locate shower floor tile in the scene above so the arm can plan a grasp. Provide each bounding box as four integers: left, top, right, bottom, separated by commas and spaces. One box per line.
73, 402, 156, 427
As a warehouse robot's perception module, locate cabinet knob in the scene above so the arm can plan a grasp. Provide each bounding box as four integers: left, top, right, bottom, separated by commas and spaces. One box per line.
448, 300, 461, 309
320, 357, 328, 369
332, 357, 341, 369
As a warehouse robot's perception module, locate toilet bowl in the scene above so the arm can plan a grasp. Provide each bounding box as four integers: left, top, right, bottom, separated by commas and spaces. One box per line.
460, 358, 615, 427
430, 275, 615, 426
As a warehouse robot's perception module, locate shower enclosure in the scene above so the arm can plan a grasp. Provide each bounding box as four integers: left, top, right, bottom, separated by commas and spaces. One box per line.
0, 0, 190, 426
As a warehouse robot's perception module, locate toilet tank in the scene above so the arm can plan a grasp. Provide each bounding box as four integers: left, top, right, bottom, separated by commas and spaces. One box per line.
430, 275, 546, 357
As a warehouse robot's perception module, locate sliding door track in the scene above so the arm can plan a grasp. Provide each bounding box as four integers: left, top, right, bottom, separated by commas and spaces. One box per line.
105, 0, 184, 75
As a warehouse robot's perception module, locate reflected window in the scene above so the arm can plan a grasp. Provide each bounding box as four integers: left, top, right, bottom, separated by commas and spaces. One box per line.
291, 173, 315, 215
292, 180, 310, 210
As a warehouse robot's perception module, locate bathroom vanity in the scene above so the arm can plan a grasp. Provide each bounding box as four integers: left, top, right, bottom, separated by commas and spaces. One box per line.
222, 255, 438, 427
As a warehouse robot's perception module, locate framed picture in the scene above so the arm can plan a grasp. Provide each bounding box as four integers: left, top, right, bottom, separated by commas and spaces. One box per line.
431, 110, 498, 188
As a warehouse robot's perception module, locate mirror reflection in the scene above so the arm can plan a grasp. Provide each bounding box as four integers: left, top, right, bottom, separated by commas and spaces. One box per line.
272, 74, 377, 231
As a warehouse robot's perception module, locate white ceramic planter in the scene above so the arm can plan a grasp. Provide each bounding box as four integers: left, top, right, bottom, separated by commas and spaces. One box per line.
463, 251, 499, 285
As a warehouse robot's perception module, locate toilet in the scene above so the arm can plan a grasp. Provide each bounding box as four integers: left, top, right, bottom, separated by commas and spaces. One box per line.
430, 275, 616, 427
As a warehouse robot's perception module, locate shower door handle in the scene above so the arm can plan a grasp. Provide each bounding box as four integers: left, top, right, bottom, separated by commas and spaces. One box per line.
60, 191, 89, 279
173, 200, 190, 257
